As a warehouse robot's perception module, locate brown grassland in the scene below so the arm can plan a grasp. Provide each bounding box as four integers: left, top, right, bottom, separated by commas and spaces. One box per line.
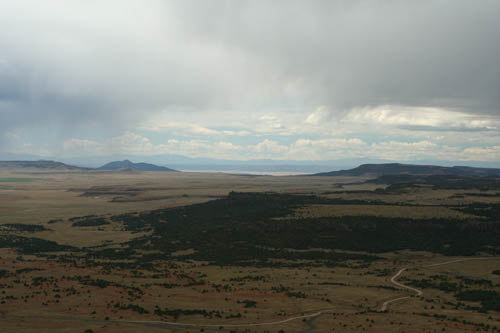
0, 168, 499, 332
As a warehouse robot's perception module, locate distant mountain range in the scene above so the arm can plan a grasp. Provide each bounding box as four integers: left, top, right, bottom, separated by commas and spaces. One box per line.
97, 160, 178, 172
0, 159, 177, 172
0, 160, 88, 170
314, 163, 500, 177
2, 157, 500, 177
3, 151, 500, 172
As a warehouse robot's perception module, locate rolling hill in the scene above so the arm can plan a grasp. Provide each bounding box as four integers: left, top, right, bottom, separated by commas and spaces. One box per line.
97, 160, 178, 172
314, 163, 500, 177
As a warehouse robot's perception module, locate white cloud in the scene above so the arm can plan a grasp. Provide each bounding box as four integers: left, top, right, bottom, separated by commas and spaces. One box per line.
139, 121, 219, 135
41, 130, 500, 163
62, 132, 154, 156
367, 140, 437, 161
250, 139, 288, 154
342, 105, 499, 131
222, 130, 251, 136
461, 146, 500, 161
284, 138, 367, 160
305, 106, 331, 125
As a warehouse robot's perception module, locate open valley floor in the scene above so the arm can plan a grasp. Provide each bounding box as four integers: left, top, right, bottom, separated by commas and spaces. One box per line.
0, 168, 499, 332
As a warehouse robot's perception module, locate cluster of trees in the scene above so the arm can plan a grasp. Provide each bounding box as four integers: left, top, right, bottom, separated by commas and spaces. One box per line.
71, 217, 109, 227
228, 275, 267, 282
153, 306, 222, 319
1, 223, 47, 232
456, 290, 500, 312
271, 284, 306, 297
455, 202, 500, 219
409, 279, 459, 293
238, 299, 257, 308
68, 191, 498, 268
409, 274, 499, 313
6, 190, 497, 279
374, 174, 500, 191
106, 193, 386, 266
0, 235, 76, 254
113, 302, 149, 314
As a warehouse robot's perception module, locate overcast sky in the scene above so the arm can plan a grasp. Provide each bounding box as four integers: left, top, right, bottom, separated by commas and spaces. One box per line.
1, 0, 500, 163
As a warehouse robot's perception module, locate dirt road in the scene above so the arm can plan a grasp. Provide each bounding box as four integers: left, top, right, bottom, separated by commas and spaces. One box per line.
119, 309, 330, 331
379, 267, 422, 311
379, 256, 500, 311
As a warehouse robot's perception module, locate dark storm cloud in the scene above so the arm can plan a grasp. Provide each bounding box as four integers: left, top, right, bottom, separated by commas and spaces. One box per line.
174, 0, 500, 113
1, 0, 499, 145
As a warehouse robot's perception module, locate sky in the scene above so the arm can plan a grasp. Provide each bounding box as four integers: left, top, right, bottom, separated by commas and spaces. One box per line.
1, 0, 500, 164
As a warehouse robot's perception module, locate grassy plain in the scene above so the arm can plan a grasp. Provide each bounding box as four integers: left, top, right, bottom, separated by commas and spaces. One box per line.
0, 168, 367, 224
0, 168, 499, 332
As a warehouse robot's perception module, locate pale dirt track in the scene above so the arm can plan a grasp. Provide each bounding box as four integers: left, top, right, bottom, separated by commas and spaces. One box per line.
379, 267, 422, 311
120, 309, 330, 330
379, 256, 500, 312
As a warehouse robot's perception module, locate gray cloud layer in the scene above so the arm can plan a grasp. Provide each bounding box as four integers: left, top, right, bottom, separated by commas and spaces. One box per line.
1, 0, 499, 145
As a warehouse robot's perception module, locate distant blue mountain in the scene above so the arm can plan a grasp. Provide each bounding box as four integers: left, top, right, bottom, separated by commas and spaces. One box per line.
97, 160, 178, 172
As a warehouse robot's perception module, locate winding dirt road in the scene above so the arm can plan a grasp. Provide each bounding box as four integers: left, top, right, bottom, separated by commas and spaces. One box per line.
379, 257, 500, 312
17, 257, 499, 331
379, 267, 423, 311
117, 256, 500, 329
